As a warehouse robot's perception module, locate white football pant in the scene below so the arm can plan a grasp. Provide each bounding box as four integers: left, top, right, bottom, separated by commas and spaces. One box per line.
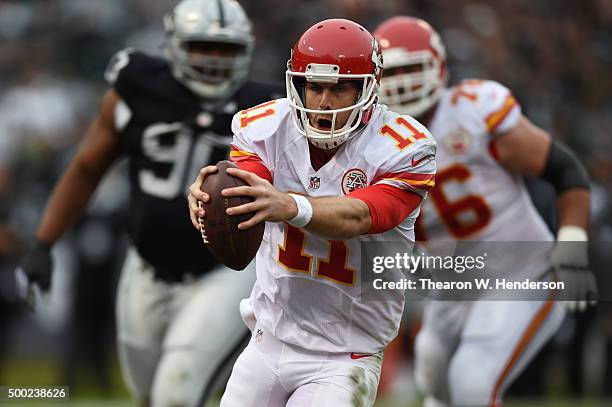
220, 320, 383, 407
415, 299, 565, 407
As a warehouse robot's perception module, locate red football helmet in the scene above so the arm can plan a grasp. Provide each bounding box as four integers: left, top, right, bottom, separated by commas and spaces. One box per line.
286, 19, 383, 149
374, 16, 447, 118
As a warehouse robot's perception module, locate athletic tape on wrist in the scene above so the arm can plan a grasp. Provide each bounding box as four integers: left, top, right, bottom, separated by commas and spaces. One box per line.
557, 225, 588, 242
287, 194, 313, 228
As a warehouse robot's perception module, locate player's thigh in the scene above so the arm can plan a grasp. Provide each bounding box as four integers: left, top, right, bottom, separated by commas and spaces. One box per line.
116, 247, 172, 399
414, 301, 469, 397
448, 300, 565, 406
220, 341, 289, 407
151, 262, 256, 406
286, 356, 382, 407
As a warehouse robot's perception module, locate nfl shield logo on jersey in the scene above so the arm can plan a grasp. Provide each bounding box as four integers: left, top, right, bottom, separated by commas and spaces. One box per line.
309, 176, 320, 190
442, 126, 473, 156
342, 168, 368, 194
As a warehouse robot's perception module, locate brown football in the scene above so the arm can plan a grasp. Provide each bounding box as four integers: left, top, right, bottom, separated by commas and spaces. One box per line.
198, 160, 264, 270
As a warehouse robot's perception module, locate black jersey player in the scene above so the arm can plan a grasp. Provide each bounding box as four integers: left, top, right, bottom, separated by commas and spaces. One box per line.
15, 0, 283, 405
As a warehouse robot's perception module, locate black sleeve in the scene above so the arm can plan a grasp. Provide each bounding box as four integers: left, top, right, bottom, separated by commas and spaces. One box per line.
541, 140, 590, 194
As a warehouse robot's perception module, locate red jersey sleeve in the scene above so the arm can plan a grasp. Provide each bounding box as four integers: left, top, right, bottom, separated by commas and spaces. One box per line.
349, 184, 422, 234
230, 144, 273, 183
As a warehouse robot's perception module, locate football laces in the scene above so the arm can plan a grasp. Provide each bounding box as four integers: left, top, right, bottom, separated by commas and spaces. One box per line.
197, 201, 209, 244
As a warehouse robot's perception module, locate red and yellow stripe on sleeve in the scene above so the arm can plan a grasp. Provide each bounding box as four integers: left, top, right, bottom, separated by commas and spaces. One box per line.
373, 171, 436, 192
485, 94, 518, 133
229, 144, 261, 163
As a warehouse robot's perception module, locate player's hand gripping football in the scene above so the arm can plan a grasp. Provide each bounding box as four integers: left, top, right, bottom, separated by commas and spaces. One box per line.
188, 166, 297, 230
14, 241, 53, 310
550, 227, 597, 312
188, 165, 219, 230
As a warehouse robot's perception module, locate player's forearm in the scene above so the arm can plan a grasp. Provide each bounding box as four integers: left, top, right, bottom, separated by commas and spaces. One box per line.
36, 161, 105, 245
36, 91, 121, 245
303, 196, 371, 240
556, 189, 590, 231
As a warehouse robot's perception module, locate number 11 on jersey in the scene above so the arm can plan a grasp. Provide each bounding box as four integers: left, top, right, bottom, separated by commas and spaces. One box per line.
278, 224, 356, 286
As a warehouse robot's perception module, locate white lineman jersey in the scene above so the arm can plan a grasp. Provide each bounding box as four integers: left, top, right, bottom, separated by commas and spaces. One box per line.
230, 99, 437, 354
417, 80, 553, 278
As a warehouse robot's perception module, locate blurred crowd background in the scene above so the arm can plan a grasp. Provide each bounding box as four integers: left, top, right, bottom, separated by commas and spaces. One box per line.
0, 0, 610, 404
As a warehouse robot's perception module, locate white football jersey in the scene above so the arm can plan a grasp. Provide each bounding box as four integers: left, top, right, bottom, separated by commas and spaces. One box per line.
230, 99, 436, 353
417, 80, 553, 278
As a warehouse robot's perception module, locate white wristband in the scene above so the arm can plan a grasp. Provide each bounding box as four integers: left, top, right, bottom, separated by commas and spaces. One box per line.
557, 225, 588, 242
287, 194, 313, 228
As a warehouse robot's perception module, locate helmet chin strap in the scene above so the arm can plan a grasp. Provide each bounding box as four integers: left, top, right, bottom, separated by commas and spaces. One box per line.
361, 94, 378, 124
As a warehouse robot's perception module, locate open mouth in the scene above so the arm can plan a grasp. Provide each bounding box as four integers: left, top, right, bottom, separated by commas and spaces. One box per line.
314, 118, 333, 130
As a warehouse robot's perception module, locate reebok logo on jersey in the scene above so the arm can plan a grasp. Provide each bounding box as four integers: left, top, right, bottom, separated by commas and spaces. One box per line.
350, 352, 373, 360
411, 154, 435, 167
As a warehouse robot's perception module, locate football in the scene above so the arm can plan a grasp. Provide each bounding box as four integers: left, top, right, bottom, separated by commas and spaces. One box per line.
198, 160, 264, 270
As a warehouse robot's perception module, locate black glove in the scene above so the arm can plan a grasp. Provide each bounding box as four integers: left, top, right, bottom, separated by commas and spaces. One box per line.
15, 241, 53, 308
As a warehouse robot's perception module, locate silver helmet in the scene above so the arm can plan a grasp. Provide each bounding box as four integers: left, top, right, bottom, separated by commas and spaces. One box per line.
164, 0, 254, 100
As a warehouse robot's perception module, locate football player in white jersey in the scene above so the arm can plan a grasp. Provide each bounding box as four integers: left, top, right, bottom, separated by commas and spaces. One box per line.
188, 19, 437, 407
374, 17, 597, 407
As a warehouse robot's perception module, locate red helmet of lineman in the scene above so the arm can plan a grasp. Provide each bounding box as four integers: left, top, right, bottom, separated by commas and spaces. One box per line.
286, 19, 384, 149
374, 16, 448, 118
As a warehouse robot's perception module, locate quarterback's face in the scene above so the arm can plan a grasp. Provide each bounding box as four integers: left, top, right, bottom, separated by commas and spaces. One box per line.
304, 81, 360, 131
